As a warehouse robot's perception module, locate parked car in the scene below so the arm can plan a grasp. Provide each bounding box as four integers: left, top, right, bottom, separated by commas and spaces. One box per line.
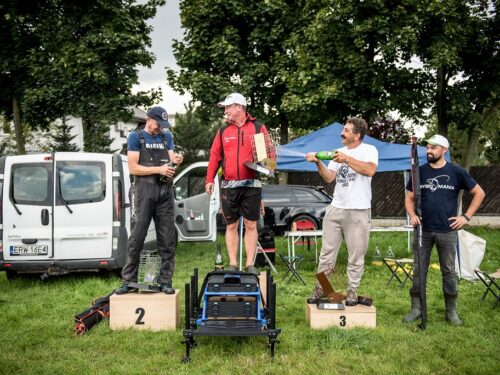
217, 184, 332, 235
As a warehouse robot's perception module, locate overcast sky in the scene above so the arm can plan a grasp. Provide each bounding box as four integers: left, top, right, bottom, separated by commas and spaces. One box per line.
134, 0, 191, 114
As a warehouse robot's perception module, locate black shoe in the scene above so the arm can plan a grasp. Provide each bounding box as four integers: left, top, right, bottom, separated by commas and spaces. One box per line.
307, 298, 319, 304
115, 283, 137, 295
160, 282, 175, 294
245, 265, 260, 276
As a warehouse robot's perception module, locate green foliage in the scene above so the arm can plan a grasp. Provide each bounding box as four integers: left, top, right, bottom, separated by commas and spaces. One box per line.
172, 102, 219, 168
282, 0, 432, 126
0, 228, 498, 374
82, 119, 113, 153
48, 118, 80, 152
168, 0, 306, 142
0, 0, 164, 153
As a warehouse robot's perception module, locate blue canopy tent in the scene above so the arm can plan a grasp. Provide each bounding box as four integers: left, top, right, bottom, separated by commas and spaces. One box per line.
277, 123, 441, 172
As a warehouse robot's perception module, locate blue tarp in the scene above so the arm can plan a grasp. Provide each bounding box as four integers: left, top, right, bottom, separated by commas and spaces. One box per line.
277, 123, 448, 172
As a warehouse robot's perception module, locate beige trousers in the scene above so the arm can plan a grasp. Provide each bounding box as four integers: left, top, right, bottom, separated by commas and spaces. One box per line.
313, 205, 371, 296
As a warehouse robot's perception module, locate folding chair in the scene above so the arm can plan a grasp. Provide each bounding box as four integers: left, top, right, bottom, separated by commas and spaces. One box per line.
383, 257, 414, 288
279, 253, 306, 285
294, 220, 316, 252
474, 268, 500, 309
253, 241, 277, 273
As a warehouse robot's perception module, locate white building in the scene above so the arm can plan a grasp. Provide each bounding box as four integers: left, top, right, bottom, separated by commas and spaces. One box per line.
0, 107, 177, 154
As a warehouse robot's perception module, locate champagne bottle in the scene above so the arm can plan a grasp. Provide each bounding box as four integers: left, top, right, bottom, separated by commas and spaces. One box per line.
315, 150, 337, 160
215, 244, 224, 270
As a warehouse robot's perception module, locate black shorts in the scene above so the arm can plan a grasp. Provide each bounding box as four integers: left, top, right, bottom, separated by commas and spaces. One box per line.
220, 187, 261, 224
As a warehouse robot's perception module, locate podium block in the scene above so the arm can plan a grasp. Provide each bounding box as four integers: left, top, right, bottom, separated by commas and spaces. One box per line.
110, 290, 180, 331
258, 272, 267, 306
306, 302, 376, 329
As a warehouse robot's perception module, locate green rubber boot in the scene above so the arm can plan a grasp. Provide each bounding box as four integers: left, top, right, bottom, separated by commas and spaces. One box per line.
403, 295, 421, 323
445, 298, 463, 326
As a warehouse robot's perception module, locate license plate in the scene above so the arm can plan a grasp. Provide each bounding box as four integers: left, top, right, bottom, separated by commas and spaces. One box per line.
10, 245, 49, 256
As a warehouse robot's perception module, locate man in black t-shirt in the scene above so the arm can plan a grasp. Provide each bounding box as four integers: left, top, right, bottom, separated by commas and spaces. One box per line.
404, 134, 485, 326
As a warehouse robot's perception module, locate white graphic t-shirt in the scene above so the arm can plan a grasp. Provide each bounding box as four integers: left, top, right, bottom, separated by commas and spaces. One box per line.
328, 143, 378, 209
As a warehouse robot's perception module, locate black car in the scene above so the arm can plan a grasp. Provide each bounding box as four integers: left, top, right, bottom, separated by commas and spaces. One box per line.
217, 185, 332, 235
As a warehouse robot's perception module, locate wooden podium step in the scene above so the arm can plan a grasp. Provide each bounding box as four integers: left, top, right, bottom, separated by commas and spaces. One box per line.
306, 302, 376, 329
110, 290, 180, 331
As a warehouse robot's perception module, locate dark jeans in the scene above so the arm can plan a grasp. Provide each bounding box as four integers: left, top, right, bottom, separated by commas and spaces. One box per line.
410, 230, 458, 297
121, 181, 176, 284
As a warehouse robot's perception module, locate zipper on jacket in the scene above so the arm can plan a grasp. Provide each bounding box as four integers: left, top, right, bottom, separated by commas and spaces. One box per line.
237, 127, 241, 179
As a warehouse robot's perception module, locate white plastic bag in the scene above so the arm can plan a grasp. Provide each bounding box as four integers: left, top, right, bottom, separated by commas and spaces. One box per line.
455, 230, 486, 281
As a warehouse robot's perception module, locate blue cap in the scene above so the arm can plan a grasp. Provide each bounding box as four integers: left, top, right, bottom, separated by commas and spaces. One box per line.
147, 106, 171, 128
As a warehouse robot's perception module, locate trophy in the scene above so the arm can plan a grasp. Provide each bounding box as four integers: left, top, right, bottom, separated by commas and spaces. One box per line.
244, 129, 279, 177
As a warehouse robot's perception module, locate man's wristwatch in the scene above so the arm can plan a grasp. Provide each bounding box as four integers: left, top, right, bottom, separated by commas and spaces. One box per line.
461, 213, 470, 221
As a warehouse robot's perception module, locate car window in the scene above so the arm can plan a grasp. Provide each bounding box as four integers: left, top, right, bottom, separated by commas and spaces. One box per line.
292, 188, 324, 203
175, 167, 206, 200
11, 164, 52, 205
57, 161, 106, 204
263, 188, 294, 203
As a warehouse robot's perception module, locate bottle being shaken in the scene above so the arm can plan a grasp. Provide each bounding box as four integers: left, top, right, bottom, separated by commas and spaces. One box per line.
159, 158, 176, 184
315, 150, 338, 160
215, 243, 224, 271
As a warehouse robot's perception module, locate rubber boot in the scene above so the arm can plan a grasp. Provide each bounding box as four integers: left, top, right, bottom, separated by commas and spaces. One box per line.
445, 298, 462, 326
403, 295, 421, 323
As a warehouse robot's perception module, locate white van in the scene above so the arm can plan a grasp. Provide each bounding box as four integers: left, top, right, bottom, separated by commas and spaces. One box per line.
0, 153, 219, 279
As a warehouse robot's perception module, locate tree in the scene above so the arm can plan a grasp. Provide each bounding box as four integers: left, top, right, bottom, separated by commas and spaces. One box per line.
369, 116, 413, 144
0, 0, 163, 154
172, 102, 219, 168
48, 117, 80, 152
167, 0, 306, 145
282, 0, 433, 127
415, 0, 499, 169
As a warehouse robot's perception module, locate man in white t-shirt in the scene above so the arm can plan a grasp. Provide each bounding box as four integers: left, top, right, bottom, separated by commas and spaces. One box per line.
305, 118, 378, 306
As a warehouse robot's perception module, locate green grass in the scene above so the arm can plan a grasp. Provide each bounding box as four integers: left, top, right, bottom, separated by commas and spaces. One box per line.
0, 227, 499, 374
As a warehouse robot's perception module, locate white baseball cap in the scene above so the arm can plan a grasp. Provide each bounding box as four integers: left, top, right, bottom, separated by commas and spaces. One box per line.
217, 93, 247, 107
426, 134, 449, 148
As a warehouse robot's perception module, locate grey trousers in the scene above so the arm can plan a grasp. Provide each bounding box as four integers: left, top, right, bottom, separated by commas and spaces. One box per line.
410, 230, 458, 298
312, 205, 371, 297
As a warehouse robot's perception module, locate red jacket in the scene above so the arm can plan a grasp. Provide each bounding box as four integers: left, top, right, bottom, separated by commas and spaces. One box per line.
206, 115, 268, 184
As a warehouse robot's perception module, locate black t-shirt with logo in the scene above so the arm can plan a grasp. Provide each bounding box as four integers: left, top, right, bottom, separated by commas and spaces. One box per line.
406, 162, 477, 233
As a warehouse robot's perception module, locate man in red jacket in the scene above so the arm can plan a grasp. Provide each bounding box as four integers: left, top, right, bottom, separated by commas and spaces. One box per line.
205, 93, 269, 275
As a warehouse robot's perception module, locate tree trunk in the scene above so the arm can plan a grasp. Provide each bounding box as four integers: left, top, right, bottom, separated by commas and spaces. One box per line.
279, 114, 289, 184
436, 66, 448, 137
456, 128, 480, 214
12, 97, 26, 155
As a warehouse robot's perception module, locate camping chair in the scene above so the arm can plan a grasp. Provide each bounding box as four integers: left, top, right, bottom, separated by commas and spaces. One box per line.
474, 268, 500, 309
279, 253, 306, 285
383, 257, 414, 288
293, 219, 318, 262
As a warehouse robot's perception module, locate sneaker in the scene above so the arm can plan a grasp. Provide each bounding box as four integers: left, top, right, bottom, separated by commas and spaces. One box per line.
345, 289, 358, 306
115, 283, 137, 295
228, 265, 239, 272
160, 282, 175, 294
245, 265, 260, 276
307, 297, 319, 304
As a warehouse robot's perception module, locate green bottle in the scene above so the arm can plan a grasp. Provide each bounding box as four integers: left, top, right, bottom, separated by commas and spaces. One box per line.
215, 244, 224, 271
315, 150, 337, 160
